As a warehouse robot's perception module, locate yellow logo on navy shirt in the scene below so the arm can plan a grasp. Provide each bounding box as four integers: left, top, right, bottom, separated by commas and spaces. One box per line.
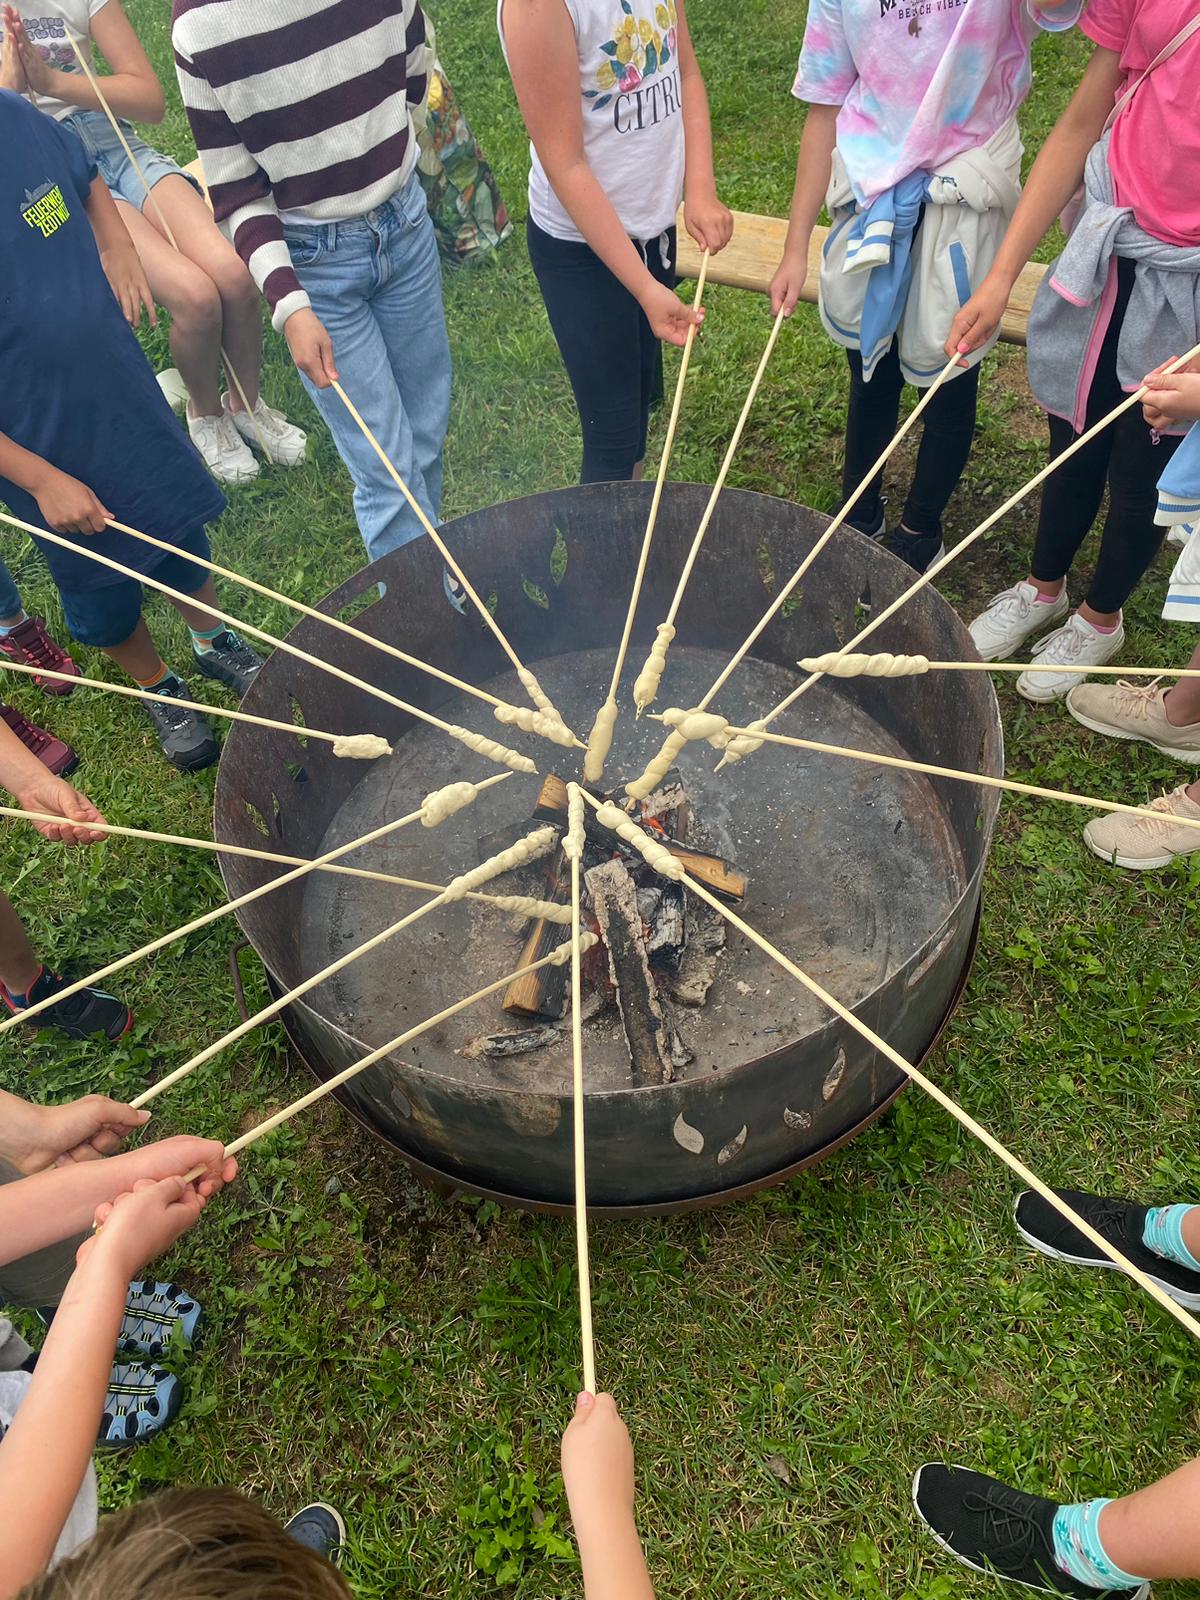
21, 180, 70, 238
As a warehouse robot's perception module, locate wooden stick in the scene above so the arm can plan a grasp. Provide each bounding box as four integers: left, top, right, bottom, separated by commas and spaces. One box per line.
102, 515, 584, 745
183, 935, 596, 1181
0, 657, 387, 757
737, 339, 1200, 743
697, 351, 962, 713
797, 651, 1200, 682
564, 784, 596, 1394
0, 509, 536, 776
64, 30, 273, 462
329, 381, 575, 738
678, 870, 1200, 1344
631, 306, 787, 715
584, 253, 711, 782
700, 718, 1200, 835
133, 825, 556, 1107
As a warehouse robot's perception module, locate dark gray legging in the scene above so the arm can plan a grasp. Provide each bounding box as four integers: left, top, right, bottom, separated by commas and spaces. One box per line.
0, 1155, 80, 1311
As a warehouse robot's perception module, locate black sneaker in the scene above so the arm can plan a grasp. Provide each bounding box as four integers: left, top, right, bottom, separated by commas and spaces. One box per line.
1, 965, 132, 1040
143, 674, 219, 771
284, 1502, 347, 1566
881, 526, 946, 575
1015, 1188, 1200, 1310
192, 629, 263, 698
847, 497, 887, 540
913, 1464, 1148, 1599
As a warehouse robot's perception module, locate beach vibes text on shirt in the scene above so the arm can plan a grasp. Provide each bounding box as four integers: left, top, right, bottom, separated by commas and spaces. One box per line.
585, 0, 679, 127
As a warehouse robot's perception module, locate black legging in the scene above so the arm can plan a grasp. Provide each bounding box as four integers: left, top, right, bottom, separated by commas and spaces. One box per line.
841, 343, 980, 538
528, 216, 674, 484
1031, 256, 1181, 615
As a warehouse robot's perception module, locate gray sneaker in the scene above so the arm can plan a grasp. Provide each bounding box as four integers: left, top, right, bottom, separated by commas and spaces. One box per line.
284, 1502, 346, 1566
143, 675, 219, 771
192, 629, 263, 698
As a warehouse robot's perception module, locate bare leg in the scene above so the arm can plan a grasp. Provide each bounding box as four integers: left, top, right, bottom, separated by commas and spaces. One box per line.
114, 196, 224, 417
145, 176, 262, 413
169, 579, 224, 635
0, 893, 42, 996
1099, 1458, 1200, 1580
102, 618, 168, 683
632, 458, 646, 482
1165, 642, 1200, 727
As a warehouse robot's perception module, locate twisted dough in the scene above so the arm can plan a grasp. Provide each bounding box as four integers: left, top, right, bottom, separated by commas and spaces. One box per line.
716, 718, 770, 766
564, 782, 587, 862
549, 930, 598, 966
492, 702, 576, 747
447, 725, 538, 774
420, 780, 482, 828
487, 894, 574, 924
625, 730, 688, 800
582, 697, 618, 785
331, 733, 393, 760
632, 622, 676, 714
516, 666, 573, 738
594, 802, 683, 881
443, 825, 558, 902
661, 706, 731, 745
799, 651, 931, 678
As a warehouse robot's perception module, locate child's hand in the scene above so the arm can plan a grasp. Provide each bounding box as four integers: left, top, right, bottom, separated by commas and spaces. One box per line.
561, 1392, 636, 1529
13, 773, 108, 845
98, 237, 157, 331
285, 308, 339, 388
684, 188, 734, 256
30, 464, 110, 534
642, 281, 704, 349
3, 1094, 149, 1174
110, 1134, 238, 1198
1142, 365, 1200, 430
82, 1174, 216, 1278
945, 277, 1009, 361
0, 15, 26, 92
4, 9, 55, 97
769, 244, 809, 317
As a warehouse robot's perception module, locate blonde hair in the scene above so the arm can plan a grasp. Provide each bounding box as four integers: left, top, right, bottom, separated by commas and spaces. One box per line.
17, 1488, 354, 1599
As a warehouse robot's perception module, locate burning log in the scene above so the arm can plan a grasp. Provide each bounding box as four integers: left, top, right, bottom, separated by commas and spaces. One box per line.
502, 846, 571, 1019
587, 859, 692, 1085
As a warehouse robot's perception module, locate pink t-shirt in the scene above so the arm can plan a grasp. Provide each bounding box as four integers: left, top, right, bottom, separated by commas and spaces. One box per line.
794, 0, 1080, 205
1082, 0, 1200, 248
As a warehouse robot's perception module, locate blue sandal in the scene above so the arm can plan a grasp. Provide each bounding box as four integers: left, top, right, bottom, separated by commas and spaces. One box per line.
97, 1360, 182, 1449
119, 1280, 204, 1358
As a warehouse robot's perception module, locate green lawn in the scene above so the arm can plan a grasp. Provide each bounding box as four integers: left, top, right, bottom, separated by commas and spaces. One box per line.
4, 6, 1200, 1598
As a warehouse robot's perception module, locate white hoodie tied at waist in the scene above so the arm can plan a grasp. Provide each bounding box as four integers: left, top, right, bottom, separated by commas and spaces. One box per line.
819, 116, 1023, 388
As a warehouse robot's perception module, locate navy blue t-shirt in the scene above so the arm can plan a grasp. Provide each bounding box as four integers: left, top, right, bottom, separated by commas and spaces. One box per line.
0, 91, 225, 590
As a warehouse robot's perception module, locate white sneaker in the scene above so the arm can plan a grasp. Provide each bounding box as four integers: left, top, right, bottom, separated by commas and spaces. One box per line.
1167, 523, 1193, 549
1016, 612, 1126, 703
968, 580, 1069, 662
187, 406, 259, 484
226, 395, 308, 467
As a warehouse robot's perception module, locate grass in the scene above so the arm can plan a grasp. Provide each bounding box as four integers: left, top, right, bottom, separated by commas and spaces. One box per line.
3, 5, 1200, 1598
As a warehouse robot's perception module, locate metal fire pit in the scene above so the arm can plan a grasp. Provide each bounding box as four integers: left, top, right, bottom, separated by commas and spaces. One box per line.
214, 483, 1002, 1211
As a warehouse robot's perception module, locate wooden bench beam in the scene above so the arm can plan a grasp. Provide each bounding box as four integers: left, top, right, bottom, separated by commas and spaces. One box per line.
674, 207, 1044, 347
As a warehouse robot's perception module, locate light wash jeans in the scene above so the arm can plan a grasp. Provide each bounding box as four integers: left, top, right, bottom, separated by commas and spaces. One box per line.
283, 172, 452, 564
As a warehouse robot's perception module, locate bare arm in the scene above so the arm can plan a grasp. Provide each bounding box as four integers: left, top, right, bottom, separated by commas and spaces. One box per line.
675, 0, 732, 254
502, 0, 702, 346
562, 1394, 656, 1600
0, 1172, 233, 1598
769, 103, 840, 315
947, 45, 1124, 355
3, 1, 164, 122
83, 174, 156, 328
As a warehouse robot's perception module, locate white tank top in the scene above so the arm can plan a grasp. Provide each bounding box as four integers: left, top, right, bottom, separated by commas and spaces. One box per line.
498, 0, 686, 244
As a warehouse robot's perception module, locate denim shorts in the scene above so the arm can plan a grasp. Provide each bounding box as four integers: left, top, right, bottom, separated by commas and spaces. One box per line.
60, 109, 199, 212
58, 525, 212, 649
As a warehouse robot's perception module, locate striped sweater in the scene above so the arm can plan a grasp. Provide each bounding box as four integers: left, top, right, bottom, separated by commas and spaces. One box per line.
172, 0, 430, 331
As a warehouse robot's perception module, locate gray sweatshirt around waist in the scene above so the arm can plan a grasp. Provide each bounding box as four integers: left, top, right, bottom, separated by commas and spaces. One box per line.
1027, 134, 1200, 433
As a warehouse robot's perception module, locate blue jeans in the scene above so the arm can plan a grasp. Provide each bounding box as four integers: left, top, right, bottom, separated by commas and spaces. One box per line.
283, 173, 452, 564
0, 558, 21, 622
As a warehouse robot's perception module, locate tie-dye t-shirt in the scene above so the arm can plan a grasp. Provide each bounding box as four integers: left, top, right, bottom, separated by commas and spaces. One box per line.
794, 0, 1080, 205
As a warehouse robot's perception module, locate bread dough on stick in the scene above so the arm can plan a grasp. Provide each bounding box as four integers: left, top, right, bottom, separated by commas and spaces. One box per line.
332, 734, 393, 760
593, 802, 683, 880
624, 707, 730, 798
443, 825, 558, 901
632, 623, 676, 716
492, 702, 576, 747
516, 666, 574, 741
448, 726, 538, 774
564, 782, 587, 862
798, 652, 930, 678
583, 698, 618, 786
